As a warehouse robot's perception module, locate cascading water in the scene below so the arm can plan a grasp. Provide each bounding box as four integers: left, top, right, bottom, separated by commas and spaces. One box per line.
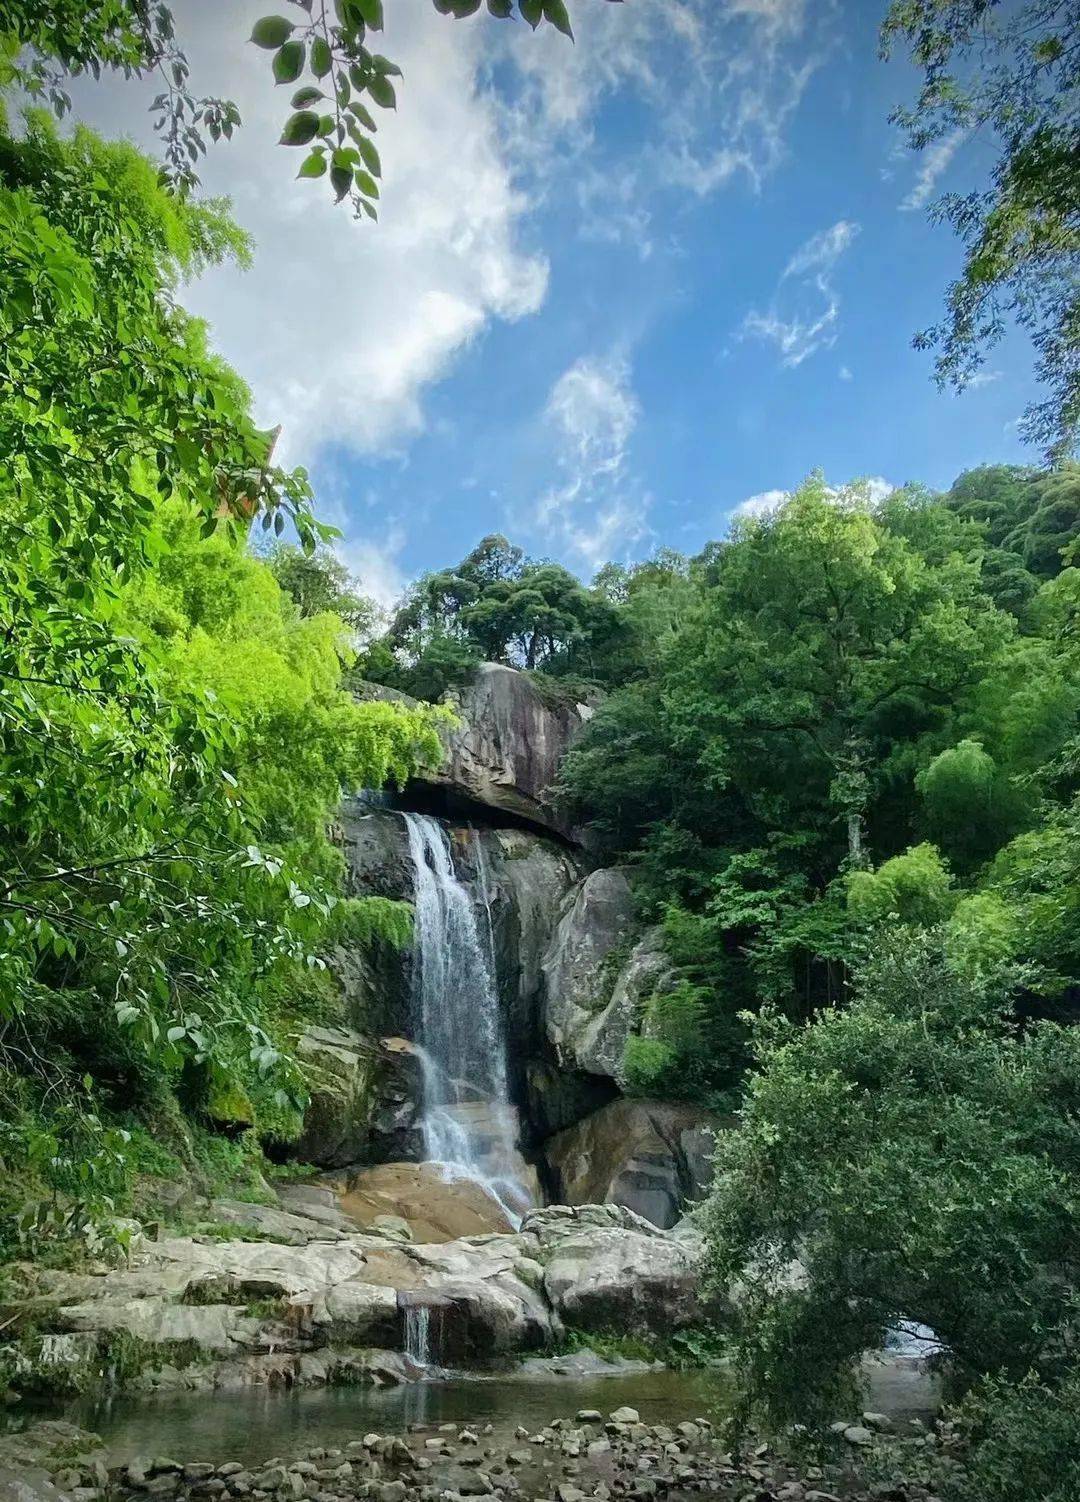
403, 812, 533, 1227
404, 1305, 431, 1368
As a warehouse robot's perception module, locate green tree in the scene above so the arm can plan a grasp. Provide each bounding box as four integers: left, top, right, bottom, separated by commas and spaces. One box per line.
373, 533, 620, 697
882, 1, 1080, 459
703, 932, 1080, 1431
0, 115, 441, 1241
264, 541, 381, 638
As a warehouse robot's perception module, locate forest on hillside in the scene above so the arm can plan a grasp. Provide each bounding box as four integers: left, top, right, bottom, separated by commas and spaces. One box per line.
2, 1, 1079, 1499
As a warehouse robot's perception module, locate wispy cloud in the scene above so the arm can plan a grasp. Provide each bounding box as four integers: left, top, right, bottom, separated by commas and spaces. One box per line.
532, 354, 650, 572
499, 0, 837, 250
964, 369, 1003, 390
900, 128, 965, 211
740, 218, 860, 367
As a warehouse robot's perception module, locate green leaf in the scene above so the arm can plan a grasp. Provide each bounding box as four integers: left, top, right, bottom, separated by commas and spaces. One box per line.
371, 54, 403, 76
487, 0, 513, 15
298, 149, 327, 178
356, 135, 381, 176
542, 0, 573, 38
330, 163, 354, 201
273, 40, 306, 84
279, 110, 320, 145
451, 0, 483, 14
251, 15, 294, 48
347, 100, 378, 131
519, 0, 543, 26
291, 85, 325, 107
355, 170, 379, 199
367, 74, 396, 109
355, 0, 384, 27
311, 36, 333, 77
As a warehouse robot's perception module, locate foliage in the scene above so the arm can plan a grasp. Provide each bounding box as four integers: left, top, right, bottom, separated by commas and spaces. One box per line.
937, 1363, 1080, 1502
366, 533, 622, 698
702, 934, 1080, 1432
263, 541, 382, 639
0, 115, 441, 1238
1, 1, 613, 213
847, 841, 956, 925
881, 2, 1080, 460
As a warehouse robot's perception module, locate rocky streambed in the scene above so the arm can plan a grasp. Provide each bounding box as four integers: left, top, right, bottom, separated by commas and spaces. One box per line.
2, 1388, 947, 1502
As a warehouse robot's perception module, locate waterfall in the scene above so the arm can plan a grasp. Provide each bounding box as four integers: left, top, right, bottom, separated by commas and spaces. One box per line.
403, 813, 532, 1227
404, 1305, 431, 1367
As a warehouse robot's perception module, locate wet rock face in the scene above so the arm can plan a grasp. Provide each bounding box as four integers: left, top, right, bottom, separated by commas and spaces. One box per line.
331, 803, 416, 1038
411, 663, 593, 840
539, 870, 654, 1089
542, 1100, 723, 1231
290, 1028, 424, 1170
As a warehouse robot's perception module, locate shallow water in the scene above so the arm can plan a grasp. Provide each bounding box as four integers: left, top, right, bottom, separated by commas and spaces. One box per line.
62, 1360, 937, 1468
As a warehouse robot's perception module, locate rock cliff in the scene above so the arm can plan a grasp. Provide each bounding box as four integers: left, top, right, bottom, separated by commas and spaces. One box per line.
290, 666, 717, 1232
409, 663, 594, 840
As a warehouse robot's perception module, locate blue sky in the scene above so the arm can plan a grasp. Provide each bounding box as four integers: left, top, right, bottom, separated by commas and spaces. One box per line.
73, 0, 1040, 603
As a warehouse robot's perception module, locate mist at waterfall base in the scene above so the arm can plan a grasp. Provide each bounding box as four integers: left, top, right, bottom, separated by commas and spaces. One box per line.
403, 813, 533, 1229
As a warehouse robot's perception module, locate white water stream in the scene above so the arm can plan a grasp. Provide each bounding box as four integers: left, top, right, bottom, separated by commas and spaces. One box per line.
403, 812, 533, 1227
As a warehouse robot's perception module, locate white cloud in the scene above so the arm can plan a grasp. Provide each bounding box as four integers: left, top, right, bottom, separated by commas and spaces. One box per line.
964, 369, 1003, 390
740, 218, 860, 367
735, 488, 788, 518
66, 0, 547, 467
533, 355, 649, 571
782, 219, 859, 279
900, 128, 965, 211
336, 528, 407, 614
734, 474, 895, 519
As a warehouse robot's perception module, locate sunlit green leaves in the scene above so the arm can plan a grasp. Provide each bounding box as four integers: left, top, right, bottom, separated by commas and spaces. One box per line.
367, 72, 396, 109
279, 110, 319, 145
272, 39, 305, 83
250, 15, 294, 47
246, 0, 582, 213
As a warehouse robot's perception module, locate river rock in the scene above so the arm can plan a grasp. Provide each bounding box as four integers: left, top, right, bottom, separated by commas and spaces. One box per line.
331, 1161, 514, 1242
525, 1204, 707, 1331
25, 1204, 704, 1386
543, 1099, 721, 1229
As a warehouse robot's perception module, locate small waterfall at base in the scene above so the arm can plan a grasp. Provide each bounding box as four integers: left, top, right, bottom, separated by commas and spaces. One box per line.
404, 1305, 431, 1368
403, 812, 533, 1228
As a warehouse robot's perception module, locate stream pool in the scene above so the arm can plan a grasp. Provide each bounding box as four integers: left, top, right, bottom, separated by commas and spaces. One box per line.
47, 1359, 937, 1468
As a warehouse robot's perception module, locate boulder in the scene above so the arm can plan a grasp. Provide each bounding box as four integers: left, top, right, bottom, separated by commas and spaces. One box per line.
540, 869, 638, 1079
543, 1099, 721, 1229
27, 1204, 705, 1383
331, 1161, 515, 1242
525, 1060, 617, 1144
523, 1204, 706, 1332
290, 1027, 423, 1169
410, 664, 592, 838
